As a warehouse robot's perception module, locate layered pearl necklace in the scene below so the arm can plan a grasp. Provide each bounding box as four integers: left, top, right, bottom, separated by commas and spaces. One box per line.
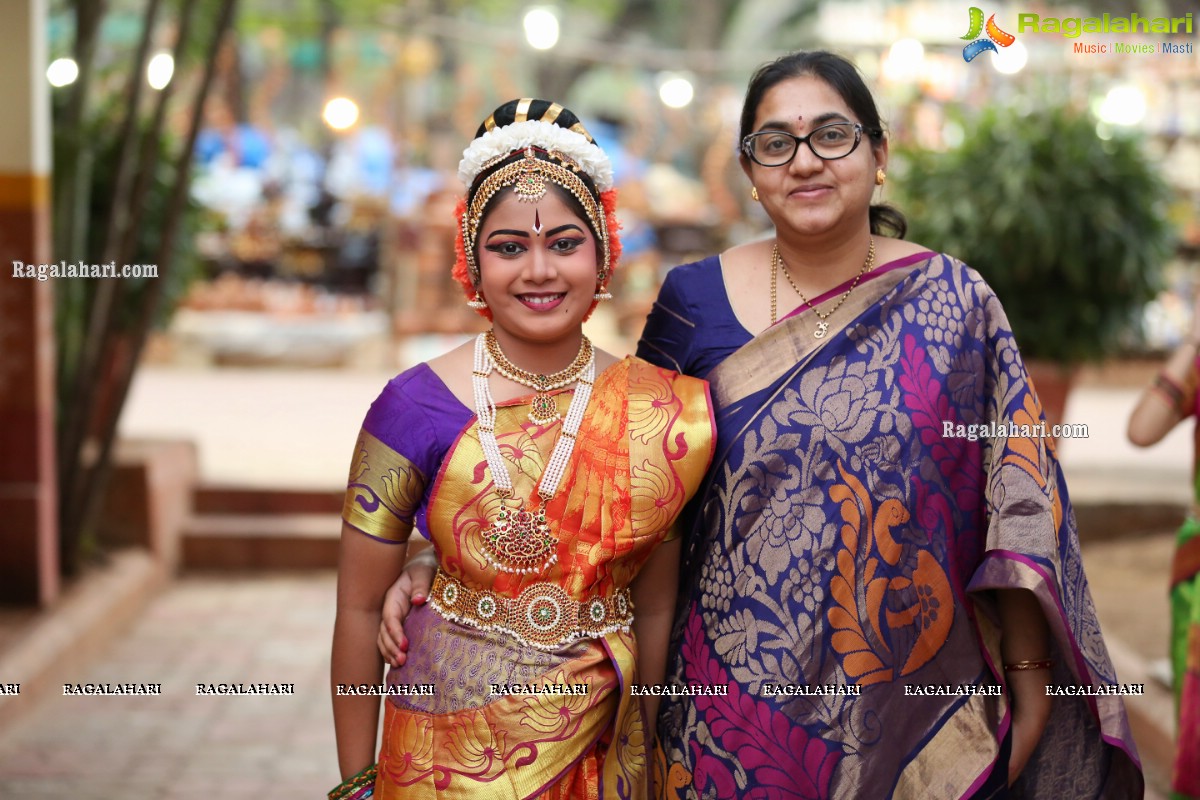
472, 332, 595, 574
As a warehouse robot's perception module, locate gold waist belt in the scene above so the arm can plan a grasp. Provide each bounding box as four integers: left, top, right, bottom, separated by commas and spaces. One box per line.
428, 571, 633, 651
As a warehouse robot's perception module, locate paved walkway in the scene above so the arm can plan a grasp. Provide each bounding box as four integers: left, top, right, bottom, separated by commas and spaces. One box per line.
0, 574, 338, 799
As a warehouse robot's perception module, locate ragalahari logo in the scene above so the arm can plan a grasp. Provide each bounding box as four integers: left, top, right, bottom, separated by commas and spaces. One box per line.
961, 7, 1016, 62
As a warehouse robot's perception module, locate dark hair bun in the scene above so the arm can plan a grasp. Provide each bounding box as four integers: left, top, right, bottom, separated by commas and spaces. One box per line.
475, 98, 594, 143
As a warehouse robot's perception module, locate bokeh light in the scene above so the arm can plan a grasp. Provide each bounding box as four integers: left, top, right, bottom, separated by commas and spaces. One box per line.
147, 53, 174, 90
1098, 85, 1147, 127
991, 40, 1028, 75
881, 39, 924, 83
322, 97, 360, 130
658, 75, 694, 109
46, 57, 79, 87
523, 7, 560, 50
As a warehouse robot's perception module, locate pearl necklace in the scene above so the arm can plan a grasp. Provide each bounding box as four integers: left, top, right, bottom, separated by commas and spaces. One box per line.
485, 331, 593, 425
472, 332, 595, 574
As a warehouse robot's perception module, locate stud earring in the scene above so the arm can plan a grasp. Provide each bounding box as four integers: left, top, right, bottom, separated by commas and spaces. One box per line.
751, 186, 760, 201
594, 285, 613, 301
875, 169, 887, 186
467, 292, 488, 310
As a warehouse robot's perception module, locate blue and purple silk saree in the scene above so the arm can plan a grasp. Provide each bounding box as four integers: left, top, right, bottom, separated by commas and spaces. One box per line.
637, 251, 1142, 799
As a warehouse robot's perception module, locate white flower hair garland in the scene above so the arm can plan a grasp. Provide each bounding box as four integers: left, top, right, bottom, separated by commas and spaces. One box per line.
458, 119, 614, 191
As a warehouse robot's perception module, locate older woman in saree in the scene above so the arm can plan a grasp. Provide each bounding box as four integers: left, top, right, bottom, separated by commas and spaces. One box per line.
634, 51, 1141, 799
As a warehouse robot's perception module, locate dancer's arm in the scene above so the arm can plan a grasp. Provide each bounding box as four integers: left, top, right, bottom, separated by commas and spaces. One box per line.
332, 522, 409, 778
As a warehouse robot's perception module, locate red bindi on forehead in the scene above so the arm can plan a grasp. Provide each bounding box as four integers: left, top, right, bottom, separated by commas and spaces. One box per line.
533, 208, 542, 234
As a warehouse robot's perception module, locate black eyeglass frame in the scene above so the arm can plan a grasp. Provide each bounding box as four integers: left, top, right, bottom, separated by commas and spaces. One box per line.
740, 122, 883, 166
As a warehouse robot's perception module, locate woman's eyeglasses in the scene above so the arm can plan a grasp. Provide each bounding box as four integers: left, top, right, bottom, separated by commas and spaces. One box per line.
741, 122, 880, 166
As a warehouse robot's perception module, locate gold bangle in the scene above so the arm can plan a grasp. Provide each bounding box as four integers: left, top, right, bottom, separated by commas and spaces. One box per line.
1003, 658, 1053, 672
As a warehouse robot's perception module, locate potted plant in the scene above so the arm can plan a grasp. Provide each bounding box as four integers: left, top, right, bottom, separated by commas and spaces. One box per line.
897, 105, 1176, 429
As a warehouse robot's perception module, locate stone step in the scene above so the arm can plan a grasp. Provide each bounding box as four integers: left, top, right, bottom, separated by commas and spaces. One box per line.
181, 513, 342, 571
193, 485, 343, 515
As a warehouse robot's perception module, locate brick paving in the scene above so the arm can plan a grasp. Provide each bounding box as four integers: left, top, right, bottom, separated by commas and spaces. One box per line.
0, 573, 338, 798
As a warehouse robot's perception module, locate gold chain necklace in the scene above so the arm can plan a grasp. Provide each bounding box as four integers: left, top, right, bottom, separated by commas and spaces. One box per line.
770, 237, 876, 337
484, 331, 593, 424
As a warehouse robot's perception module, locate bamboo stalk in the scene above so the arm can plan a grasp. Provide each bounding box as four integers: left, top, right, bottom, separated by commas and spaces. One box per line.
58, 0, 167, 567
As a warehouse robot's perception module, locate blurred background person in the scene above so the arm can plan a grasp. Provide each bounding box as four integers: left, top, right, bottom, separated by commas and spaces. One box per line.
1127, 295, 1200, 800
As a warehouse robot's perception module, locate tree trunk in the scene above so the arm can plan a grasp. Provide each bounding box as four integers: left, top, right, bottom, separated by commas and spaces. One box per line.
54, 0, 107, 472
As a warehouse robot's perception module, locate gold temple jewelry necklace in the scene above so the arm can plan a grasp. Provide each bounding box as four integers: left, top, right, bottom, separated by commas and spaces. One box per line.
484, 330, 593, 424
769, 237, 876, 336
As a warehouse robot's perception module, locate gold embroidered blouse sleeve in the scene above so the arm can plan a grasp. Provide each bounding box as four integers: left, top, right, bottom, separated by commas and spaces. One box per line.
627, 359, 715, 542
341, 428, 427, 543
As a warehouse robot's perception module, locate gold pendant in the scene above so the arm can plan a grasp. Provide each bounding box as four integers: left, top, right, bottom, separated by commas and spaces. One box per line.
814, 321, 829, 339
483, 501, 559, 574
528, 391, 560, 425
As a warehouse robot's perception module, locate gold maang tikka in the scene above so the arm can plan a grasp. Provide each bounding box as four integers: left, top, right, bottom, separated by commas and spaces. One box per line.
462, 147, 611, 290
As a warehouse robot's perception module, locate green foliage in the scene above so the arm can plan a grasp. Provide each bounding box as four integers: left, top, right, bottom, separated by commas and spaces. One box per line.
52, 95, 201, 331
52, 91, 202, 440
898, 106, 1175, 364
93, 117, 201, 331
